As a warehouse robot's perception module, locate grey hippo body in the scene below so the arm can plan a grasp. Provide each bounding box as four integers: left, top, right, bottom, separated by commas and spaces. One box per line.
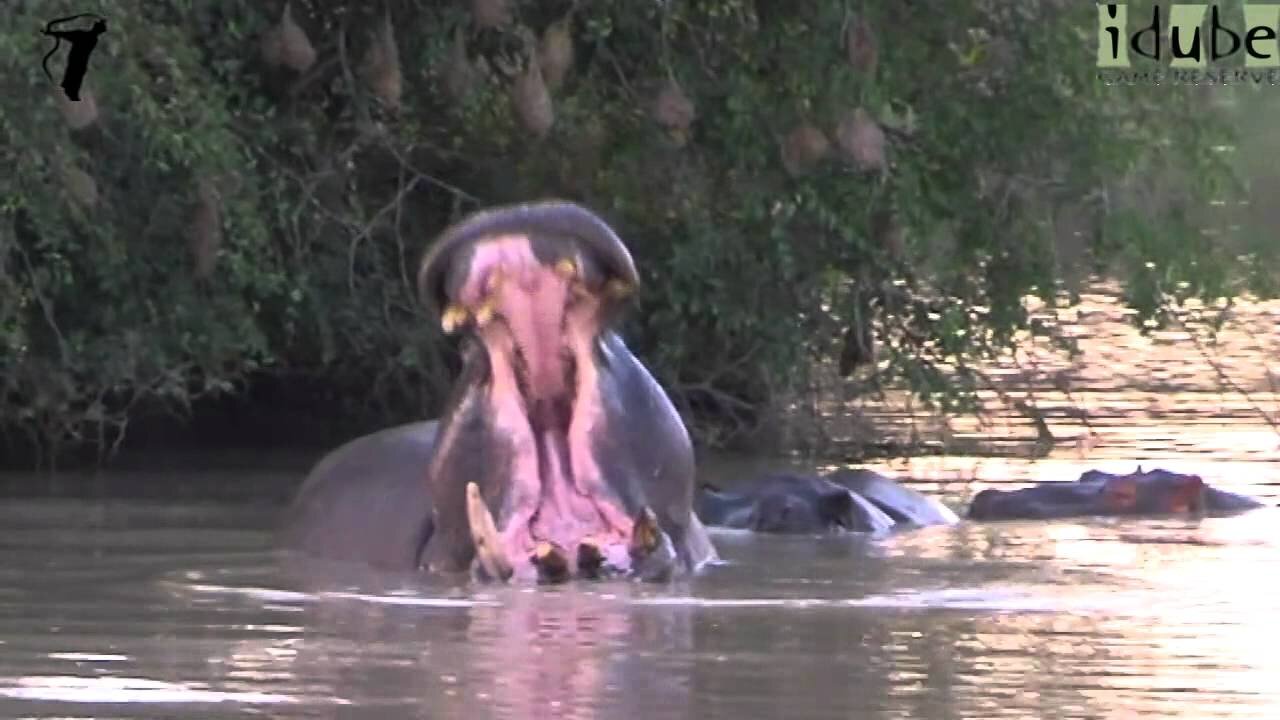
695, 468, 959, 535
279, 201, 717, 584
967, 466, 1268, 521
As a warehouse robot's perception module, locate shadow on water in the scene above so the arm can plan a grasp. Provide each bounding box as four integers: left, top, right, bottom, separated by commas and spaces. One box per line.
2, 292, 1280, 719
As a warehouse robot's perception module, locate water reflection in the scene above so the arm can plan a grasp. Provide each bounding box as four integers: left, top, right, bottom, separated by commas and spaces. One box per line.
2, 288, 1280, 718
2, 491, 1279, 719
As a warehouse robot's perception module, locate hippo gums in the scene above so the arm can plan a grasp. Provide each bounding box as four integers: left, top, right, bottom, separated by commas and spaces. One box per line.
695, 469, 960, 535
966, 466, 1268, 521
280, 201, 718, 584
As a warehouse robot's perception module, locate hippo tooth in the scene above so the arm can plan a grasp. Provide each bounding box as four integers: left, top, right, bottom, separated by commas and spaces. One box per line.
576, 539, 606, 579
441, 304, 470, 334
474, 298, 496, 327
553, 256, 578, 279
629, 507, 661, 555
530, 540, 572, 584
628, 507, 676, 583
465, 482, 514, 582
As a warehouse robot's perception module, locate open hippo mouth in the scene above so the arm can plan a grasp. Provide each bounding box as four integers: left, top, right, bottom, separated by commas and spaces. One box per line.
416, 202, 678, 583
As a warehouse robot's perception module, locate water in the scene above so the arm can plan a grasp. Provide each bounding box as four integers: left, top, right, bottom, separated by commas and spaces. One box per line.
2, 287, 1279, 719
0, 461, 1278, 720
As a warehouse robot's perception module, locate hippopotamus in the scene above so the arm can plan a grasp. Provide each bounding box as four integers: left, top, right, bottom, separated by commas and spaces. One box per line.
966, 466, 1268, 521
279, 200, 718, 584
695, 468, 960, 534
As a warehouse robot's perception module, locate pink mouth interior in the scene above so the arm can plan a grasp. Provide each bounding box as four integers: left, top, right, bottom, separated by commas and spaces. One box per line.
456, 236, 634, 574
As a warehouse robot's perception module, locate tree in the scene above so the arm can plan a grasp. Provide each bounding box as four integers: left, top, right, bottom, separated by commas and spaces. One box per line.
0, 1, 1267, 467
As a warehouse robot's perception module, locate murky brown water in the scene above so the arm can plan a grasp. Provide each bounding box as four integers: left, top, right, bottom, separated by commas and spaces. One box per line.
2, 289, 1280, 719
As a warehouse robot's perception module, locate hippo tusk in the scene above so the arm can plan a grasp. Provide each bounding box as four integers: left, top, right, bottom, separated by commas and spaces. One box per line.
441, 304, 470, 334
466, 482, 514, 582
473, 299, 496, 328
628, 506, 677, 583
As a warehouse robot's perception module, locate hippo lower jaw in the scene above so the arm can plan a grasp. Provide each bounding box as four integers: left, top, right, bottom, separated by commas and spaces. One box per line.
465, 480, 675, 584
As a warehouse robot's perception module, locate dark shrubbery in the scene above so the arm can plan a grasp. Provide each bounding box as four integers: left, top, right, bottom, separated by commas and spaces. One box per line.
1, 1, 1268, 465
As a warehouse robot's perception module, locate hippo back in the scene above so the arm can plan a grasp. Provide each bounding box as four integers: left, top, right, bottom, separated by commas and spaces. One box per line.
825, 469, 960, 527
279, 420, 441, 570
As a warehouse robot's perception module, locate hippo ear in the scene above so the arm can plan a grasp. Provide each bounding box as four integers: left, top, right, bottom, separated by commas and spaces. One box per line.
818, 488, 856, 529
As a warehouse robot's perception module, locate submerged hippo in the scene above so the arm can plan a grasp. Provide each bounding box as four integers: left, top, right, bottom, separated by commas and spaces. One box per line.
279, 201, 718, 584
967, 466, 1268, 521
695, 469, 960, 535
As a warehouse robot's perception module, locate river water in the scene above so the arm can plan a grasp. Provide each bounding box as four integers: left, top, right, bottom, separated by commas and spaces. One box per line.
1, 453, 1278, 720
2, 289, 1280, 719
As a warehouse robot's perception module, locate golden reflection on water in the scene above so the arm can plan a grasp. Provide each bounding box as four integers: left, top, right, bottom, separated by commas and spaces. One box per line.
797, 282, 1280, 493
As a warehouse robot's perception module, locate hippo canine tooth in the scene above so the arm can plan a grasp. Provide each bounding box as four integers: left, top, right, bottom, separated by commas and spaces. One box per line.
441, 304, 470, 334
554, 256, 578, 279
630, 507, 661, 554
474, 298, 496, 327
465, 482, 513, 582
628, 506, 676, 583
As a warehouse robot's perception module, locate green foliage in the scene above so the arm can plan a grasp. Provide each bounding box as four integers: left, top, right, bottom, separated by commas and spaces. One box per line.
0, 0, 1269, 463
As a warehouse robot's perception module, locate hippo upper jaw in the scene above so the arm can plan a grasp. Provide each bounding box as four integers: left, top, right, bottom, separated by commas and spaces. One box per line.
416, 202, 689, 584
417, 200, 639, 323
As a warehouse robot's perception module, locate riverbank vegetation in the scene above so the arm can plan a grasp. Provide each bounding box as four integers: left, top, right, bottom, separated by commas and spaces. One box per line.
2, 0, 1274, 468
